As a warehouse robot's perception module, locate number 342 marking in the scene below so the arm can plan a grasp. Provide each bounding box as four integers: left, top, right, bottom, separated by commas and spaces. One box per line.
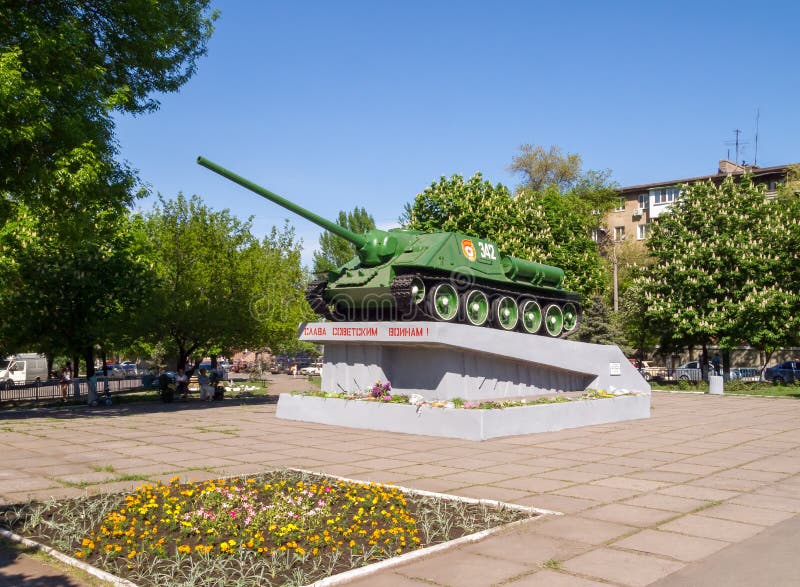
478, 241, 496, 260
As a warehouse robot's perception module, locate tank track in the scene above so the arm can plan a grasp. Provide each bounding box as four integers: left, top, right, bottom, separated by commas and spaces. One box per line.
304, 279, 333, 320
390, 274, 419, 320
391, 271, 581, 338
306, 273, 581, 338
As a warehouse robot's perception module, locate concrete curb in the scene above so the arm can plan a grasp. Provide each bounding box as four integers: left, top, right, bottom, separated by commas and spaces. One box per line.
277, 392, 651, 440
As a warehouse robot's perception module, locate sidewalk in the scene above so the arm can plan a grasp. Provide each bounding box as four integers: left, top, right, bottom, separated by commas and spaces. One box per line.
0, 538, 92, 586
1, 385, 799, 585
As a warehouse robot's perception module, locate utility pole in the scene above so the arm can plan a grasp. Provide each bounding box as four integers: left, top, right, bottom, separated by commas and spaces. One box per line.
612, 236, 624, 312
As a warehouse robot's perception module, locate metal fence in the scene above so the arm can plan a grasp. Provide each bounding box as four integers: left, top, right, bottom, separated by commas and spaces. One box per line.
0, 375, 150, 403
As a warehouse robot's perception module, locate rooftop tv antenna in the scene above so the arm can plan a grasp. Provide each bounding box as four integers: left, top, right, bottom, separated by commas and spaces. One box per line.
754, 108, 760, 166
724, 129, 749, 165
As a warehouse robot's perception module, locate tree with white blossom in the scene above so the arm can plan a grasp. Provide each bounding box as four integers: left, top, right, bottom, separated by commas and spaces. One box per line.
636, 175, 798, 374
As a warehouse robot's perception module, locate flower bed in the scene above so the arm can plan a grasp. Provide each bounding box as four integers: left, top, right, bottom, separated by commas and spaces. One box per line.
298, 380, 634, 409
2, 470, 537, 587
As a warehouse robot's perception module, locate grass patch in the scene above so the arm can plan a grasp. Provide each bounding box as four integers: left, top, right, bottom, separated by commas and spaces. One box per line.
55, 473, 150, 489
3, 470, 537, 586
540, 558, 561, 569
653, 380, 800, 398
90, 465, 116, 473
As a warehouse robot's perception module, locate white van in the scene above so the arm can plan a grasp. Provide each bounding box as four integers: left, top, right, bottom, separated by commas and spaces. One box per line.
0, 354, 49, 388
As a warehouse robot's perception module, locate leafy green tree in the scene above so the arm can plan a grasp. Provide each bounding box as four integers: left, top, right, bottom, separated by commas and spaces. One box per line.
617, 280, 659, 360
509, 144, 583, 191
0, 202, 153, 375
635, 175, 795, 372
0, 1, 216, 205
312, 207, 376, 273
568, 294, 629, 351
0, 1, 217, 373
247, 223, 316, 354
734, 182, 800, 366
406, 174, 606, 296
142, 196, 312, 369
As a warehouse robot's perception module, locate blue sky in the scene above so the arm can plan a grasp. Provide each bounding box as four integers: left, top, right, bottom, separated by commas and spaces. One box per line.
115, 0, 800, 265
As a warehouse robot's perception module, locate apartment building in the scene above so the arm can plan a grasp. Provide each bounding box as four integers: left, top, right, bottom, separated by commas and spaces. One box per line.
604, 160, 793, 244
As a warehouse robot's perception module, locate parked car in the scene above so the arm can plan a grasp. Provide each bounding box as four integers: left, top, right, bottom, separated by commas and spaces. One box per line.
764, 361, 800, 385
637, 362, 672, 382
96, 364, 125, 378
674, 361, 714, 382
119, 361, 137, 375
0, 354, 48, 388
299, 365, 321, 376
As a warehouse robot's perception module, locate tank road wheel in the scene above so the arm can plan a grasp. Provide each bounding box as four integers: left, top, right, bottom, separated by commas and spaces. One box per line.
492, 296, 519, 330
562, 302, 579, 333
429, 283, 459, 321
543, 304, 564, 337
520, 299, 543, 334
410, 277, 426, 305
463, 290, 489, 326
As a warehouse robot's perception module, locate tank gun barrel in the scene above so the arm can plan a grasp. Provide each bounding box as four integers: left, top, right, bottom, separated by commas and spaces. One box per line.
197, 156, 367, 249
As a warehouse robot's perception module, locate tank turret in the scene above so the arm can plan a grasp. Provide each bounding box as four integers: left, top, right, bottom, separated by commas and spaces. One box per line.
198, 156, 582, 337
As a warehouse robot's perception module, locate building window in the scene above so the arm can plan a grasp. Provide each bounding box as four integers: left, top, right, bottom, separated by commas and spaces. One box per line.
614, 226, 625, 241
614, 197, 626, 212
637, 223, 650, 240
652, 186, 680, 205
768, 180, 778, 191
591, 229, 602, 242
637, 193, 649, 209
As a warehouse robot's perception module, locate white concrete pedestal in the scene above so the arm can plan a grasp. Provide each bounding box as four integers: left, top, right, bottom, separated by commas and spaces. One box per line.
298, 321, 650, 400
276, 321, 651, 440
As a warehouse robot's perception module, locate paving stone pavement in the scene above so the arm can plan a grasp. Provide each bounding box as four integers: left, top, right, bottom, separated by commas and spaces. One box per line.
1, 385, 799, 586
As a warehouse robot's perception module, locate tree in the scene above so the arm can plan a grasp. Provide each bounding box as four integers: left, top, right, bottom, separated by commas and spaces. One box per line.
617, 280, 659, 360
0, 202, 153, 375
246, 222, 316, 354
141, 195, 312, 369
635, 175, 795, 373
735, 180, 800, 366
568, 294, 629, 351
405, 174, 606, 297
0, 1, 217, 205
312, 207, 375, 273
0, 1, 217, 373
509, 144, 582, 191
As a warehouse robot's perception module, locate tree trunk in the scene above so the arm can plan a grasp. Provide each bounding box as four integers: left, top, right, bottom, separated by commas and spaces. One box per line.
722, 348, 731, 381
84, 347, 95, 377
700, 343, 708, 381
71, 354, 80, 397
177, 344, 188, 372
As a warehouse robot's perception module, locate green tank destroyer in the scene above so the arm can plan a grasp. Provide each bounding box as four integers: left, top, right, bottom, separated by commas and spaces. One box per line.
198, 156, 582, 337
